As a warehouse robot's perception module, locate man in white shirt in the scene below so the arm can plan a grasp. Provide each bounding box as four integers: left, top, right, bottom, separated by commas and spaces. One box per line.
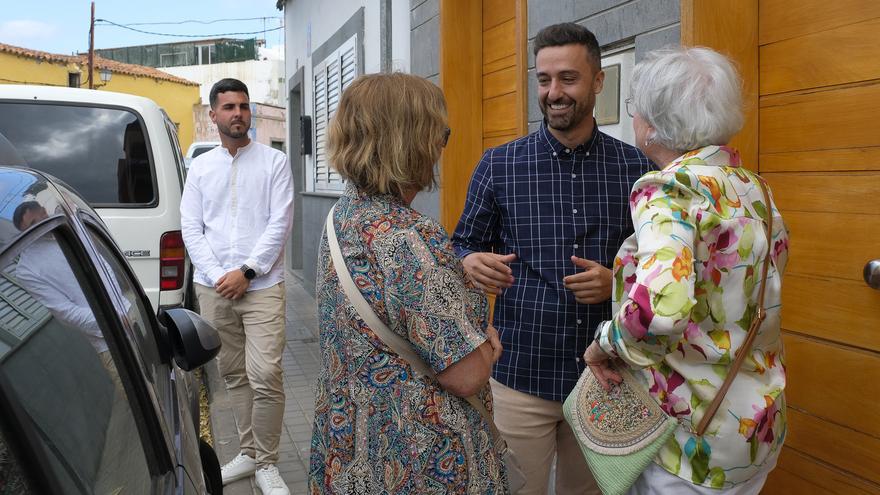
180, 78, 293, 495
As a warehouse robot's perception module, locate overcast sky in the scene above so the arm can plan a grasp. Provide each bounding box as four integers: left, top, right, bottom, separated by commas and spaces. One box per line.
0, 0, 285, 55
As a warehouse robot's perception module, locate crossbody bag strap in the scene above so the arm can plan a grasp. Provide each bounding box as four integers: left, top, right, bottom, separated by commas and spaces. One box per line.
324, 207, 508, 452
695, 177, 774, 436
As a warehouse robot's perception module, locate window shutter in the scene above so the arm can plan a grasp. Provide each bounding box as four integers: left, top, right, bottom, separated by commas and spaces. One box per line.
311, 35, 358, 192
313, 62, 329, 187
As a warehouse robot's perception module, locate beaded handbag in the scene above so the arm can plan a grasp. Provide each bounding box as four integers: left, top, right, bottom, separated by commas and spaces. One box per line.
564, 178, 774, 495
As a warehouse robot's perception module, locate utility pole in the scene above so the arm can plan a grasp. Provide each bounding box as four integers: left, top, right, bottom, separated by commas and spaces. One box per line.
88, 1, 95, 89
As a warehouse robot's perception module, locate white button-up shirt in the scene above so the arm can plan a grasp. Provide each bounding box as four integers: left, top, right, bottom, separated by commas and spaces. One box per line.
181, 141, 293, 291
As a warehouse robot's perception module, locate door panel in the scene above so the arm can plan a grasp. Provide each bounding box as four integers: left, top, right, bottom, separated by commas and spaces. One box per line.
758, 0, 880, 45
783, 333, 880, 437
760, 84, 880, 154
687, 2, 880, 492
439, 0, 526, 232
784, 408, 880, 485
761, 147, 880, 173
758, 4, 880, 485
763, 448, 877, 494
760, 18, 880, 94
780, 274, 880, 351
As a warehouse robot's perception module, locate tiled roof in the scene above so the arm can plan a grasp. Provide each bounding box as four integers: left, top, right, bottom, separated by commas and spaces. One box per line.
0, 42, 199, 86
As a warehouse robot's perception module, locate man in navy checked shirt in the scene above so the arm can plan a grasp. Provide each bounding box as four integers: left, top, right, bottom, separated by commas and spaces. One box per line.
453, 23, 652, 494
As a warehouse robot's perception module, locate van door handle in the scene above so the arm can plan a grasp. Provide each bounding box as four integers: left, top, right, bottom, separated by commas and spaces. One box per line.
865, 260, 880, 290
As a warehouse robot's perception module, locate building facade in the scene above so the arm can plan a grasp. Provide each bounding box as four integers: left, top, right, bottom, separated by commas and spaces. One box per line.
0, 43, 200, 151
279, 0, 412, 284
192, 101, 286, 151
280, 3, 880, 492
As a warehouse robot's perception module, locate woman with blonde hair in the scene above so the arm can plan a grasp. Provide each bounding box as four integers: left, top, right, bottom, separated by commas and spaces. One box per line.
308, 72, 509, 494
582, 47, 789, 494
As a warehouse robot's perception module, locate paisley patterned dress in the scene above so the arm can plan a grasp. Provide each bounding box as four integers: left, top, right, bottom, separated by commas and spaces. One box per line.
309, 186, 508, 494
597, 146, 789, 489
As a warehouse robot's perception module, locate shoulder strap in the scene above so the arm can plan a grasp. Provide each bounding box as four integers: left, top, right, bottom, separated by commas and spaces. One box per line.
324, 207, 507, 451
695, 177, 774, 436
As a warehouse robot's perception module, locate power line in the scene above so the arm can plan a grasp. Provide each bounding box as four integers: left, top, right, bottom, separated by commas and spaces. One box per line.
119, 17, 282, 27
95, 18, 283, 38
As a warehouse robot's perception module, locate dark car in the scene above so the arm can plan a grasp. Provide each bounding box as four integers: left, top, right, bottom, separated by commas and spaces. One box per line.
0, 142, 223, 493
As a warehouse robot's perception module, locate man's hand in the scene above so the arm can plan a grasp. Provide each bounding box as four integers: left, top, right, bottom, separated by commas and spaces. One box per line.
485, 325, 503, 363
462, 252, 517, 295
563, 256, 612, 304
215, 269, 250, 300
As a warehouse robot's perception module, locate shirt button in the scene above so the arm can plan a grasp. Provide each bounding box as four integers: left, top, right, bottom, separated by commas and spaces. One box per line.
573, 208, 578, 214
571, 173, 577, 178
565, 148, 571, 153
575, 357, 581, 363
573, 243, 579, 249
552, 152, 558, 157
577, 319, 583, 324
586, 152, 591, 157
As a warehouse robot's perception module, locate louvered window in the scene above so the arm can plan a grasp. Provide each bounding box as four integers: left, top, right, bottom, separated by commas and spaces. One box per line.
311, 35, 358, 192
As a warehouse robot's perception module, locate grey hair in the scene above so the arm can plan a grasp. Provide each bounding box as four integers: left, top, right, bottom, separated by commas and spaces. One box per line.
629, 47, 743, 153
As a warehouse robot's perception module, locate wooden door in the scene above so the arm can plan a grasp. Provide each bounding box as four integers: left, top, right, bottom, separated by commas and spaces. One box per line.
685, 1, 880, 492
439, 0, 527, 233
758, 2, 880, 491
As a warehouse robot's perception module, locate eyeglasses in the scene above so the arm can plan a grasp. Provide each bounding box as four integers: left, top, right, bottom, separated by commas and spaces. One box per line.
625, 97, 634, 118
442, 127, 451, 147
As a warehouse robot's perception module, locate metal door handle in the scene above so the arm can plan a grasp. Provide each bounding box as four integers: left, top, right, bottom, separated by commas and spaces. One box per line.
865, 260, 880, 289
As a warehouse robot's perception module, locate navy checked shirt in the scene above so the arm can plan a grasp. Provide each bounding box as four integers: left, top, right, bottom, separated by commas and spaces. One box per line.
452, 122, 652, 401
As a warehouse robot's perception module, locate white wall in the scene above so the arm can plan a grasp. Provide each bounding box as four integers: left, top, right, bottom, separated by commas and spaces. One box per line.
161, 58, 286, 107
597, 48, 636, 147
284, 0, 412, 193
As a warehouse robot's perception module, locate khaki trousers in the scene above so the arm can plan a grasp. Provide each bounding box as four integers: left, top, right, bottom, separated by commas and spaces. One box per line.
491, 379, 600, 495
196, 283, 286, 466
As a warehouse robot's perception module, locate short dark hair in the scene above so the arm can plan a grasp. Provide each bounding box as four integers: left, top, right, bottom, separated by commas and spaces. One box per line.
209, 78, 250, 109
12, 201, 42, 231
533, 23, 601, 70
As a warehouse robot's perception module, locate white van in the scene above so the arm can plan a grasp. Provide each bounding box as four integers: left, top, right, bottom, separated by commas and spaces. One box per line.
0, 85, 190, 313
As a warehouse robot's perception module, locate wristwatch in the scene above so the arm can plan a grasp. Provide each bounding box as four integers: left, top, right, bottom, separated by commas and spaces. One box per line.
240, 264, 256, 280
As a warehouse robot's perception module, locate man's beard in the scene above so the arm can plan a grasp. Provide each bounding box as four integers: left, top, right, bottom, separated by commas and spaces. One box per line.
540, 96, 592, 132
218, 120, 249, 139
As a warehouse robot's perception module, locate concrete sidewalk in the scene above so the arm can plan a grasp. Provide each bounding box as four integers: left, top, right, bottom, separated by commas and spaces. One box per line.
207, 270, 320, 495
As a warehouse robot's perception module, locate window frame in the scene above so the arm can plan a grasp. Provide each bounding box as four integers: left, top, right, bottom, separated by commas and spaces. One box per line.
309, 33, 359, 193
0, 100, 161, 209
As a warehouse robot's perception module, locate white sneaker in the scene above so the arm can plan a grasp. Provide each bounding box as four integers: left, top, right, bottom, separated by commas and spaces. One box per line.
220, 453, 256, 485
255, 465, 290, 495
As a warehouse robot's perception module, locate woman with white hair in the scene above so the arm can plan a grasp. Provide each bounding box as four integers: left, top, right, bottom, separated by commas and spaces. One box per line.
581, 47, 789, 493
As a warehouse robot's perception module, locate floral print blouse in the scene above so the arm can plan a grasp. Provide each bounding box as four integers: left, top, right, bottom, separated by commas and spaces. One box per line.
597, 146, 789, 489
309, 186, 508, 494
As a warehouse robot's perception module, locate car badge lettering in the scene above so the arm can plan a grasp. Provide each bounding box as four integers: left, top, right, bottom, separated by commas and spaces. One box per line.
124, 250, 151, 258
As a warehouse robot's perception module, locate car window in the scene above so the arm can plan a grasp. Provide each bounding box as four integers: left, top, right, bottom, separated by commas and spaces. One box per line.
162, 110, 187, 188
86, 226, 174, 420
87, 227, 165, 383
0, 102, 156, 206
191, 145, 216, 158
0, 228, 151, 493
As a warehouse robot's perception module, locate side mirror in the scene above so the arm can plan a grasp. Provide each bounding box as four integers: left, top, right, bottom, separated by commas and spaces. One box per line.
160, 308, 221, 371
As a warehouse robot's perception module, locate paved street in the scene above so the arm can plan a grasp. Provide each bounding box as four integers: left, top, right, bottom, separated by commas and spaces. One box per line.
207, 270, 320, 495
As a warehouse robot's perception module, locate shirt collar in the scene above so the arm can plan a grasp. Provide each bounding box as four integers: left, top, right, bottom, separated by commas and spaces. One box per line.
537, 119, 600, 156
220, 139, 255, 158
665, 145, 742, 170
343, 183, 408, 208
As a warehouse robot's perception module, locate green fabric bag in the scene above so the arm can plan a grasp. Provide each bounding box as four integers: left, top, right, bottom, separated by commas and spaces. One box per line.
563, 366, 678, 495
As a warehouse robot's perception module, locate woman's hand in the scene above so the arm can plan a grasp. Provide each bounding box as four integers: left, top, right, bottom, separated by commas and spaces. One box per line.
485, 325, 503, 363
583, 340, 623, 392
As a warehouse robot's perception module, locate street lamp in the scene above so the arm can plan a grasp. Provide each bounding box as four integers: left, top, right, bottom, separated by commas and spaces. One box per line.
99, 68, 112, 84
